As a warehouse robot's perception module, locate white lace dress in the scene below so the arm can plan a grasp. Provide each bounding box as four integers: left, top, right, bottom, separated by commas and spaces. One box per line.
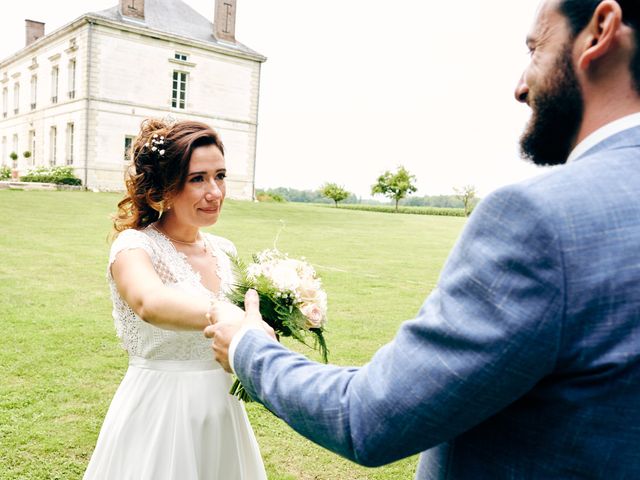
83, 225, 266, 480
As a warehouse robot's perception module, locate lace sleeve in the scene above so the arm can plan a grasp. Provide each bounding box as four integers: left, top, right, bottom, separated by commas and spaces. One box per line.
108, 229, 155, 278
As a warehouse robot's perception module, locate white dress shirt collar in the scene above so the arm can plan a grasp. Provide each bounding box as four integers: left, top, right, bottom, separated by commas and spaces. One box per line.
567, 112, 640, 163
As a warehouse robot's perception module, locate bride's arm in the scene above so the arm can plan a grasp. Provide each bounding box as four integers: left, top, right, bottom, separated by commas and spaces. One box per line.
111, 248, 243, 331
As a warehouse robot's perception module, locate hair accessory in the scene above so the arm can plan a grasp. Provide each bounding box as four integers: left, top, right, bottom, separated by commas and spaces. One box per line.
144, 134, 166, 156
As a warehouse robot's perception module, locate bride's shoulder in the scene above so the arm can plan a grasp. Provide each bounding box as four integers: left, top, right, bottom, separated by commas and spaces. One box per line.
110, 227, 156, 254
204, 233, 237, 256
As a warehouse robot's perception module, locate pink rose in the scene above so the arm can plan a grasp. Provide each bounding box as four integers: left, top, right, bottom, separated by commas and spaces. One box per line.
300, 303, 324, 328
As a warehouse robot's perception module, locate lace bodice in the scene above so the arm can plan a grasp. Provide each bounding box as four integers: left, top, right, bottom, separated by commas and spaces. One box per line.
107, 225, 237, 360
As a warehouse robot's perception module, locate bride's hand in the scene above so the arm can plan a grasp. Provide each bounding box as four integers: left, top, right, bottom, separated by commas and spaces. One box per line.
209, 300, 245, 325
204, 290, 276, 372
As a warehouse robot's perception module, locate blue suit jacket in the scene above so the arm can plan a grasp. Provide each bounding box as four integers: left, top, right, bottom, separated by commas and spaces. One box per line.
234, 126, 640, 479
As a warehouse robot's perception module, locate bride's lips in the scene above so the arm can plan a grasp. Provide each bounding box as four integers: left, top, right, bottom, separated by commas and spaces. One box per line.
199, 206, 219, 214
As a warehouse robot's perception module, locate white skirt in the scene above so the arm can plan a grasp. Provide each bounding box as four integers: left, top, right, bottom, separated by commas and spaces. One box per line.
83, 357, 267, 480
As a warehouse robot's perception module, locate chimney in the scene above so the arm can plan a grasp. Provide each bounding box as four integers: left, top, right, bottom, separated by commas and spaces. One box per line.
120, 0, 145, 21
214, 0, 237, 43
25, 20, 45, 47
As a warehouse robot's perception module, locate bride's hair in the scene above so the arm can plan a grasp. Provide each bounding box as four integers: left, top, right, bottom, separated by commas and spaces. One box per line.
112, 118, 225, 235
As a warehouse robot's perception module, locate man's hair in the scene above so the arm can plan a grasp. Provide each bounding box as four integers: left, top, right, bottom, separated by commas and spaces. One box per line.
560, 0, 640, 91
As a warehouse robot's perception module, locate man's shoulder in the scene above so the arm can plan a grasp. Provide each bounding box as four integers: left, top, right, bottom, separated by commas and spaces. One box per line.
493, 139, 640, 208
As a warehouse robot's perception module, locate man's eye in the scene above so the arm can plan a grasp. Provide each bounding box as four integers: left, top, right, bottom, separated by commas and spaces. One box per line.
216, 172, 227, 180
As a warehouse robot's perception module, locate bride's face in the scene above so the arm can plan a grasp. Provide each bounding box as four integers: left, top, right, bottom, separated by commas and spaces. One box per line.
169, 144, 226, 228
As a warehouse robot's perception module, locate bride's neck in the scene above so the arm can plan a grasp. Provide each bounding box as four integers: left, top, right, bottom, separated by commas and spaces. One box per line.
156, 215, 199, 243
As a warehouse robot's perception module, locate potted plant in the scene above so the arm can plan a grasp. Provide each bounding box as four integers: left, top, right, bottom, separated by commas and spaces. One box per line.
9, 151, 18, 180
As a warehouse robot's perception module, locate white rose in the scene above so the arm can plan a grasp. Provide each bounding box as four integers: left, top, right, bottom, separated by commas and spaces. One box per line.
268, 262, 301, 292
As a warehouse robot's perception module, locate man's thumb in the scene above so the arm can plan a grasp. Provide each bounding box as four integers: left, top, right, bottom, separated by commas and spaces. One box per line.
244, 289, 260, 313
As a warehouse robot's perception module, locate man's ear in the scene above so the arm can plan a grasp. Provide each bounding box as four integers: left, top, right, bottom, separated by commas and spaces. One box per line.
577, 0, 623, 70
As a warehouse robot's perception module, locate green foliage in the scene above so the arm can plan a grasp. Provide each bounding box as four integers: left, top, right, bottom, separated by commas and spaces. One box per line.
401, 194, 466, 208
454, 184, 478, 216
9, 151, 18, 161
0, 165, 11, 180
320, 182, 350, 207
339, 204, 466, 217
256, 192, 286, 202
23, 151, 32, 159
19, 165, 82, 185
371, 166, 418, 211
257, 187, 359, 204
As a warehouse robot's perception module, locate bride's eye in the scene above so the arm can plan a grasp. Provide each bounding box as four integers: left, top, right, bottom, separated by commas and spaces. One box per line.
189, 175, 204, 183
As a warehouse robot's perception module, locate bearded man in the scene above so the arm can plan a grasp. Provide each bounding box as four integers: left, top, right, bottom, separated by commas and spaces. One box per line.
207, 0, 640, 477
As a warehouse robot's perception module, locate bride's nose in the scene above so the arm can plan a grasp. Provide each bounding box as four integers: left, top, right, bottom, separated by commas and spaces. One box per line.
204, 181, 222, 201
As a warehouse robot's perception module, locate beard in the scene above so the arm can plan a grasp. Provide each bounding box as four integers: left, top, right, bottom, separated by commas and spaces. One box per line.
519, 45, 584, 166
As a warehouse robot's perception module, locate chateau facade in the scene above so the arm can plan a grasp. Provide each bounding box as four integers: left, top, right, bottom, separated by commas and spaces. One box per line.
0, 0, 265, 199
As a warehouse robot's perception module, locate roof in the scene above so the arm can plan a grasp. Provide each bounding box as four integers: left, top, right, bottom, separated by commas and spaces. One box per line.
91, 0, 265, 60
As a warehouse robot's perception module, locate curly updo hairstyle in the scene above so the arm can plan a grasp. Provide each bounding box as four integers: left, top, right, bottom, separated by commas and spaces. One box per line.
113, 118, 224, 234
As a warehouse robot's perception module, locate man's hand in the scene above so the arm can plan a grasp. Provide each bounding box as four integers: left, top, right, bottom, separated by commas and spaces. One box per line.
204, 289, 276, 372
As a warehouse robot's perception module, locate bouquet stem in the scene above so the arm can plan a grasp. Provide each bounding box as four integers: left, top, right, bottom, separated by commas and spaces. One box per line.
230, 377, 253, 402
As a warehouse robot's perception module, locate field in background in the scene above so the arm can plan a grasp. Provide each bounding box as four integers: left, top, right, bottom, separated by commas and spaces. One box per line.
0, 190, 465, 479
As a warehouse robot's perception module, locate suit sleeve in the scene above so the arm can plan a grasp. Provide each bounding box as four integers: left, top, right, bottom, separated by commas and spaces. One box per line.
233, 184, 565, 467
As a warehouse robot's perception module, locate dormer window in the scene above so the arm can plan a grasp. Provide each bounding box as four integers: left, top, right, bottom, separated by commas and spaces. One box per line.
174, 53, 188, 62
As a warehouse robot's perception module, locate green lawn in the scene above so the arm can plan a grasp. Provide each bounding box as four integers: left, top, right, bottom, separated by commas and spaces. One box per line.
0, 190, 466, 480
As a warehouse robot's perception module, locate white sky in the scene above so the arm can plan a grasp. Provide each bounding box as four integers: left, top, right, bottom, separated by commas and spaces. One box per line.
0, 0, 545, 198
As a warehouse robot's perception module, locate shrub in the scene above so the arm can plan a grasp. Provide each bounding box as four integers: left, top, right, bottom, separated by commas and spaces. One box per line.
20, 166, 82, 186
338, 204, 466, 217
0, 165, 11, 180
256, 192, 286, 202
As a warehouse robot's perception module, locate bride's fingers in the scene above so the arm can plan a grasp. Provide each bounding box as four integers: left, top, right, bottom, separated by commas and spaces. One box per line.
203, 324, 216, 338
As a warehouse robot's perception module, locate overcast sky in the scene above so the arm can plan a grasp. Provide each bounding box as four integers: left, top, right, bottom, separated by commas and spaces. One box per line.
0, 0, 545, 198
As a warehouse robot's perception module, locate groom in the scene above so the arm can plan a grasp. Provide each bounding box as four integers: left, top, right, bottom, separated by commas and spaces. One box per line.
207, 0, 640, 477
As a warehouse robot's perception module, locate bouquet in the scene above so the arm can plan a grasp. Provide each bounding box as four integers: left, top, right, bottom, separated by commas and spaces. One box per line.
227, 248, 329, 401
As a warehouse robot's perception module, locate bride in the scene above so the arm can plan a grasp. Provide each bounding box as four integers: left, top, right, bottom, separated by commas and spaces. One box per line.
83, 118, 267, 479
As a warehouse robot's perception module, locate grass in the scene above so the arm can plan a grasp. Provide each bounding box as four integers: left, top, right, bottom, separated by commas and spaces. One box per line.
0, 190, 466, 480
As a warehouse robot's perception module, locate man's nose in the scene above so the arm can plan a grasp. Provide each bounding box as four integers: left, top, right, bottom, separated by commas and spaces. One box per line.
514, 72, 529, 103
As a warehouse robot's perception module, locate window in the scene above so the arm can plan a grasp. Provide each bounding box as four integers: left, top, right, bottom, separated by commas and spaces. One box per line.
174, 52, 188, 61
66, 123, 74, 165
2, 87, 7, 118
51, 66, 59, 103
68, 59, 76, 99
13, 82, 19, 114
124, 135, 135, 162
50, 126, 57, 165
30, 75, 37, 110
171, 71, 187, 109
28, 130, 36, 165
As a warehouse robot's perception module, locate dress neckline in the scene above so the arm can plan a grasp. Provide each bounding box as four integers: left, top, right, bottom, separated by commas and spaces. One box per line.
148, 223, 224, 299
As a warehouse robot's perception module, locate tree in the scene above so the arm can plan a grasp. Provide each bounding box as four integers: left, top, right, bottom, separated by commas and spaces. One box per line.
371, 166, 417, 212
454, 184, 477, 216
320, 183, 350, 208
